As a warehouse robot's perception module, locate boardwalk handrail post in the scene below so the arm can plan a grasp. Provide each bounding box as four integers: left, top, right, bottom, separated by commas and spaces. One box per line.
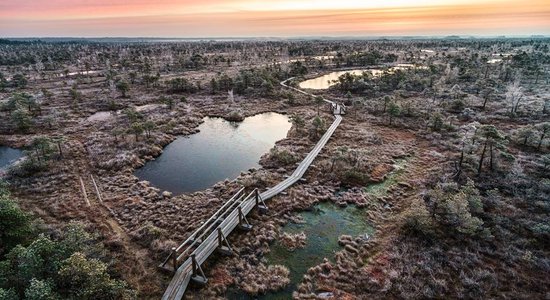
238, 206, 243, 224
238, 206, 252, 231
191, 254, 198, 275
217, 228, 233, 255
255, 189, 268, 214
191, 254, 208, 285
217, 228, 222, 247
171, 247, 177, 272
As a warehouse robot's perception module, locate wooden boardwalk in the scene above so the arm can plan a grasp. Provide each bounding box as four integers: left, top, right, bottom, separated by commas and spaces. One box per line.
162, 78, 343, 300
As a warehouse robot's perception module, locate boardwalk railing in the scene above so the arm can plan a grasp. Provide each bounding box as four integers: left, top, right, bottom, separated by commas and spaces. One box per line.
162, 78, 343, 300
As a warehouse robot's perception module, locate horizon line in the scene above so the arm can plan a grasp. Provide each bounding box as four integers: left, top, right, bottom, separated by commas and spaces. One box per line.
2, 34, 549, 40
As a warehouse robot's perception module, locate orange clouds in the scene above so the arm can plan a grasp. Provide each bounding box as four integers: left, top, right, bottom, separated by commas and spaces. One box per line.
0, 0, 548, 37
249, 1, 550, 35
0, 0, 219, 19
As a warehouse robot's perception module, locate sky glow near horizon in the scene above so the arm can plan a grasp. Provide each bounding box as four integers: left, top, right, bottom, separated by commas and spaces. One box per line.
0, 0, 549, 37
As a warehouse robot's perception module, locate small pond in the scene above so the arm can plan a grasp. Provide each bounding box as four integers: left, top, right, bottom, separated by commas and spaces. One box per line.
227, 202, 374, 300
0, 146, 23, 171
135, 112, 292, 195
298, 70, 368, 90
299, 65, 426, 90
264, 202, 374, 299
228, 159, 407, 299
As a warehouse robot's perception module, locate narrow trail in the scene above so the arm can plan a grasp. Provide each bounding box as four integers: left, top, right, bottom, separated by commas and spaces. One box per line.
73, 140, 156, 293
162, 78, 344, 300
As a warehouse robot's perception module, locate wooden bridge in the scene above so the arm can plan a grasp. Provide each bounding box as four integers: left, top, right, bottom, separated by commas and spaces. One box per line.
161, 78, 343, 300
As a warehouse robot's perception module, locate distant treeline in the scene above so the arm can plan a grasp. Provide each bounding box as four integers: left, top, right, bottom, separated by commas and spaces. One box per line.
0, 39, 39, 45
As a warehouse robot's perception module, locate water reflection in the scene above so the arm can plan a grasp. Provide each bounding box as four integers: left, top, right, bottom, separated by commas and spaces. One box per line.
299, 65, 426, 90
228, 202, 374, 300
0, 146, 23, 171
135, 112, 291, 195
299, 70, 368, 90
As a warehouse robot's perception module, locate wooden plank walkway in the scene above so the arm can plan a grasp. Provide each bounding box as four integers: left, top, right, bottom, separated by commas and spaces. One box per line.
162, 78, 342, 300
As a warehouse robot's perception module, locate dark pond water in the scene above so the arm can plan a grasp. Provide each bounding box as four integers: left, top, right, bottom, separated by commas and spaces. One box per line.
227, 202, 374, 300
0, 146, 23, 171
262, 202, 373, 299
135, 112, 291, 195
227, 160, 409, 299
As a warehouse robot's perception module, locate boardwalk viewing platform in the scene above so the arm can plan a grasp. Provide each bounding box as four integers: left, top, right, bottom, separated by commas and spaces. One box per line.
162, 78, 343, 300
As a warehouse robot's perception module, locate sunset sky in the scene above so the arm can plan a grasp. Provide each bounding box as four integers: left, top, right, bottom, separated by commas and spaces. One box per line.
1, 0, 549, 37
